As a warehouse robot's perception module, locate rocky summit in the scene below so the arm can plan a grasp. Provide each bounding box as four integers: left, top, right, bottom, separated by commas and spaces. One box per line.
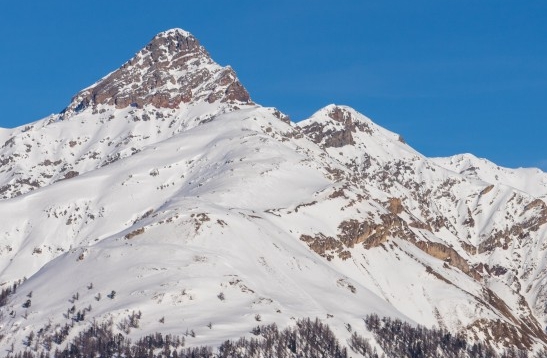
61, 28, 251, 118
1, 28, 547, 357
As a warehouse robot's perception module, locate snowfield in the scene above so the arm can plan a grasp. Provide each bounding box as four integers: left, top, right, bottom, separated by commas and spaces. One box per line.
1, 28, 547, 356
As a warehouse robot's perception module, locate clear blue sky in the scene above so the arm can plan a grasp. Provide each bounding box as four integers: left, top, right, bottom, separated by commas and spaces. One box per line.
1, 1, 546, 170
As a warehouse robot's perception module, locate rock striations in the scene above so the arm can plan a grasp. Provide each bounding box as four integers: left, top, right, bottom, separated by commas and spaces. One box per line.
1, 28, 547, 356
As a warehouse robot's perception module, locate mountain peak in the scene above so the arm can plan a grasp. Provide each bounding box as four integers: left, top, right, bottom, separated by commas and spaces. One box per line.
144, 27, 202, 59
297, 105, 374, 148
320, 104, 358, 123
154, 27, 192, 39
60, 28, 251, 119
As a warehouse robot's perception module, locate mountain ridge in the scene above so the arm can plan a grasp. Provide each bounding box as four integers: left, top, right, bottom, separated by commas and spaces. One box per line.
59, 27, 251, 121
1, 28, 547, 356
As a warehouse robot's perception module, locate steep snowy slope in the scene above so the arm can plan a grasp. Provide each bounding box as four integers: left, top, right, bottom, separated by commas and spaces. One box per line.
0, 28, 547, 356
298, 105, 547, 348
0, 104, 413, 353
432, 153, 547, 199
0, 28, 255, 200
0, 107, 403, 347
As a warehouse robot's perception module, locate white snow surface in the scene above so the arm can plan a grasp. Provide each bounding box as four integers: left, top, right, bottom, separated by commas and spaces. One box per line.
0, 29, 547, 354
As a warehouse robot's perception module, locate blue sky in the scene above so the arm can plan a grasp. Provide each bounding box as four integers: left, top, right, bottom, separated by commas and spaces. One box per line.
1, 1, 546, 170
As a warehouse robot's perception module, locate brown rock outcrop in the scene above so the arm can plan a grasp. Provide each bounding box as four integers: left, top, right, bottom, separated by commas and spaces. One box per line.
387, 197, 404, 215
300, 106, 373, 148
414, 241, 479, 279
61, 29, 251, 118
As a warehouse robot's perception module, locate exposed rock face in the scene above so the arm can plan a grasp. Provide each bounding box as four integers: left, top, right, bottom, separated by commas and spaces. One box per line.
300, 233, 346, 261
413, 241, 478, 279
61, 28, 251, 118
387, 197, 404, 215
300, 105, 373, 148
480, 184, 494, 196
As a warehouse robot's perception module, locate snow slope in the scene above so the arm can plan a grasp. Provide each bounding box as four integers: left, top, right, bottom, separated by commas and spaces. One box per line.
1, 28, 547, 355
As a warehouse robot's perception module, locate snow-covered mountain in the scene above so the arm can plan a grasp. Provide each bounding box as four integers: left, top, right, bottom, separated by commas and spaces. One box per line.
1, 28, 546, 356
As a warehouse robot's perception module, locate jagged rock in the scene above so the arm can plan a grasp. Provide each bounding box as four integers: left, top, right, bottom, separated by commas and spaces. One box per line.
300, 234, 346, 261
299, 105, 373, 148
387, 197, 404, 215
414, 241, 479, 279
61, 29, 252, 118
